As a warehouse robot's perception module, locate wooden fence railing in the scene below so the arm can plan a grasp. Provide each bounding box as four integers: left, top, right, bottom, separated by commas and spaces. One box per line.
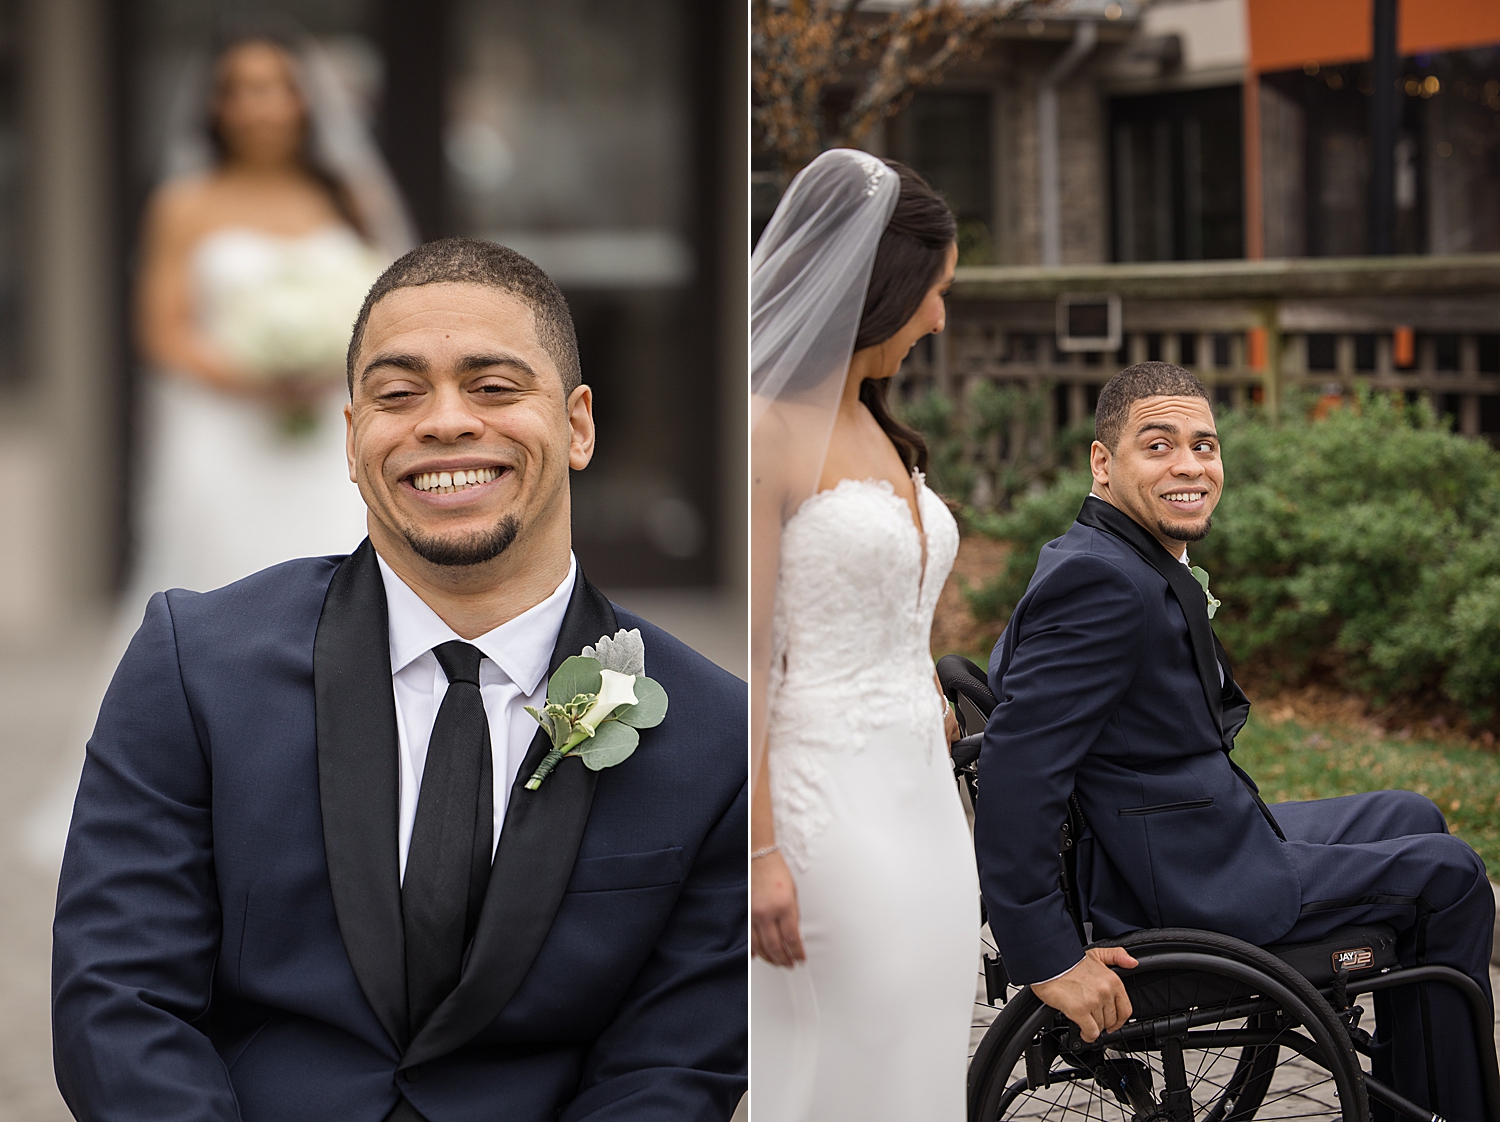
893, 254, 1500, 509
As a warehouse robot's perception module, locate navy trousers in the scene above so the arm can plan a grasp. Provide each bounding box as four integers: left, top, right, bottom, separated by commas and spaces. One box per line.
1272, 790, 1495, 1122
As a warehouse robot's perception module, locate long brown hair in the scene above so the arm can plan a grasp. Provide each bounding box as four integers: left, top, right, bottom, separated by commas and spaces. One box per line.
854, 160, 956, 474
207, 34, 370, 241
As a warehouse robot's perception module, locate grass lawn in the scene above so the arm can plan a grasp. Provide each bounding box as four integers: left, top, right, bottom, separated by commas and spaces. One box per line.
1234, 712, 1500, 875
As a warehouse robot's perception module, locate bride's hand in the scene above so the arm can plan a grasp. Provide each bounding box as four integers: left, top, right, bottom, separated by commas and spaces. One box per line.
933, 673, 960, 745
752, 850, 805, 968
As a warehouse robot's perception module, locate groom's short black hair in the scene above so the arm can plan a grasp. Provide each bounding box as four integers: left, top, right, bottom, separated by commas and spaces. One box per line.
347, 237, 581, 396
1095, 362, 1211, 451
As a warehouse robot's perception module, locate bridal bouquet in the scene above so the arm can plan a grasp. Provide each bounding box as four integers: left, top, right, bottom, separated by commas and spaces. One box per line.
212, 244, 384, 385
524, 629, 668, 790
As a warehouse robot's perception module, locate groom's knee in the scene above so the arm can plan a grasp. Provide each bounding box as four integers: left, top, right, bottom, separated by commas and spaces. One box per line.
1421, 832, 1492, 920
1378, 788, 1449, 838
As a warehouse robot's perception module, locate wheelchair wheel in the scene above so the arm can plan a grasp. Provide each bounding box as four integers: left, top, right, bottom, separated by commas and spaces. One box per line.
968, 929, 1369, 1121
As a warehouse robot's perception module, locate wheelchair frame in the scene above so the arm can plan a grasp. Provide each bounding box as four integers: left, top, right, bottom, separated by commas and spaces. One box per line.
938, 653, 1500, 1122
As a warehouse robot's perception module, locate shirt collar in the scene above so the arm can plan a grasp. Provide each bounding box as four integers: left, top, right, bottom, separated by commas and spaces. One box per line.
376, 552, 578, 695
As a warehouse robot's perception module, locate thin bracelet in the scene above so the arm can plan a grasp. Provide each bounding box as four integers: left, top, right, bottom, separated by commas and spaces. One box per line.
751, 844, 780, 861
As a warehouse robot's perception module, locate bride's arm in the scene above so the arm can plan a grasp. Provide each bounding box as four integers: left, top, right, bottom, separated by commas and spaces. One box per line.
135, 182, 245, 394
750, 422, 804, 968
751, 753, 803, 967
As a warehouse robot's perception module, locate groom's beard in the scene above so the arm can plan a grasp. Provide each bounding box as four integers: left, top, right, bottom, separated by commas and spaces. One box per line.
404, 515, 521, 567
1159, 515, 1212, 543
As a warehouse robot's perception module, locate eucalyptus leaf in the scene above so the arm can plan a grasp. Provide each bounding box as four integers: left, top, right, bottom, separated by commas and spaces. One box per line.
548, 656, 602, 706
616, 675, 668, 729
575, 719, 639, 771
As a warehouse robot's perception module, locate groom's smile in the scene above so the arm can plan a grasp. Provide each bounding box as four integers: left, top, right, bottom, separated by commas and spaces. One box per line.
345, 280, 595, 611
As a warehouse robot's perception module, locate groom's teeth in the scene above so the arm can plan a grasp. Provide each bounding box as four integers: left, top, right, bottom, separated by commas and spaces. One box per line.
411, 467, 501, 493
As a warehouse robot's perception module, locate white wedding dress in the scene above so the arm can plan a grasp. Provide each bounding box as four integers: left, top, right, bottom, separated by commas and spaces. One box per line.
753, 472, 980, 1121
128, 225, 373, 608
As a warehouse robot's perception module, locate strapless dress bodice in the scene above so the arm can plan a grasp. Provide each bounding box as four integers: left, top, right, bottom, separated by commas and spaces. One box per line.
771, 472, 958, 699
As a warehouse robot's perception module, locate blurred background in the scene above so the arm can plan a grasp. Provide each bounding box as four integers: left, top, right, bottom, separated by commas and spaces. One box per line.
0, 2, 744, 1117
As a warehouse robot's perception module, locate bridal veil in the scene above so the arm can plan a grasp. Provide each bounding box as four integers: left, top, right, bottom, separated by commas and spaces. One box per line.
750, 149, 898, 778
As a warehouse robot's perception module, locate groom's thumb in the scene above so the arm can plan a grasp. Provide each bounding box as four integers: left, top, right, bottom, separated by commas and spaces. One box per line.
1092, 946, 1139, 970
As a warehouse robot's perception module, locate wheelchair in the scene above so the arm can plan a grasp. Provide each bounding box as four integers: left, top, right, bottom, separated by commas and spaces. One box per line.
939, 654, 1500, 1122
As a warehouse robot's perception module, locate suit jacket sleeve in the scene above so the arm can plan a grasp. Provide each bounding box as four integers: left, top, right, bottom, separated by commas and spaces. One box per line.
52, 592, 238, 1121
560, 779, 748, 1122
975, 551, 1146, 984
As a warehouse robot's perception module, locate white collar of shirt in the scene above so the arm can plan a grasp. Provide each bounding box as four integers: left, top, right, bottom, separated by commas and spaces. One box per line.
377, 552, 577, 694
375, 551, 577, 880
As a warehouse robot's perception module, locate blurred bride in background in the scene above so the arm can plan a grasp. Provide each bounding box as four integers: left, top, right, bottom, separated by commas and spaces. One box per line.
22, 30, 413, 868
130, 29, 413, 605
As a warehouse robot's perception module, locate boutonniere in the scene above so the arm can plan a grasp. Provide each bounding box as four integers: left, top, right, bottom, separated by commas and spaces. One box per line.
1189, 565, 1221, 620
523, 628, 668, 790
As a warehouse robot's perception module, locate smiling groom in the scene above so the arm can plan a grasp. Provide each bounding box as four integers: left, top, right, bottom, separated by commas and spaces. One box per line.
53, 238, 747, 1122
974, 362, 1494, 1120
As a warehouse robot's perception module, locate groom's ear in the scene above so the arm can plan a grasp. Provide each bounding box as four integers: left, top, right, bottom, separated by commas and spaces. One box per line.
345, 402, 357, 484
567, 384, 595, 471
1090, 439, 1112, 488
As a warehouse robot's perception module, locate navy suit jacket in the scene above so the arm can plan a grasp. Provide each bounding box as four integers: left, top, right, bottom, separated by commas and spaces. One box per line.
53, 541, 747, 1122
974, 499, 1299, 983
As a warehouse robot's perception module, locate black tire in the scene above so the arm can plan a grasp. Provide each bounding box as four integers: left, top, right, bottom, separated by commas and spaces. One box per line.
968, 928, 1370, 1122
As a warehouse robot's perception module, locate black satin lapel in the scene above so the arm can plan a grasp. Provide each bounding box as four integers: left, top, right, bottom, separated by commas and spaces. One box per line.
401, 569, 617, 1068
315, 538, 408, 1049
1074, 499, 1223, 733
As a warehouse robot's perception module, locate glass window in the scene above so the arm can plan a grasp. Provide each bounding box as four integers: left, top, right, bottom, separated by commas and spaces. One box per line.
892, 90, 994, 265
1110, 85, 1243, 262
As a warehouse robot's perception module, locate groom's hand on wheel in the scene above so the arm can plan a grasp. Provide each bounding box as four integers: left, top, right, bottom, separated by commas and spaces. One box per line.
1030, 946, 1138, 1042
752, 851, 806, 968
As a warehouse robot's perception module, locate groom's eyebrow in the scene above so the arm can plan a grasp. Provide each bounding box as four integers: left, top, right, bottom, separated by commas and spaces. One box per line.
360, 352, 428, 382
455, 353, 538, 380
358, 352, 538, 383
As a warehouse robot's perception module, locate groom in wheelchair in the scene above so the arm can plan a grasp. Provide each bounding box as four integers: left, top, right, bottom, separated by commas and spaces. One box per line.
965, 362, 1496, 1121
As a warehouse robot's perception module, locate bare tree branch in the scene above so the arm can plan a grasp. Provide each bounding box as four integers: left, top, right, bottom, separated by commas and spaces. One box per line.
753, 0, 1037, 181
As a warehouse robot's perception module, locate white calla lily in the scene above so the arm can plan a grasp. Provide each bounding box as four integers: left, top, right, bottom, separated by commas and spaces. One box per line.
577, 669, 639, 733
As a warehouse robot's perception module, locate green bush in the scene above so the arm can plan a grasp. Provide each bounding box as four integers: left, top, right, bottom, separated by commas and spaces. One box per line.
965, 391, 1500, 722
896, 381, 1067, 511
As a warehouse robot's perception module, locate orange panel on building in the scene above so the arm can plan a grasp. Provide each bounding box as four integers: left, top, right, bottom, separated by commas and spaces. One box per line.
1400, 0, 1500, 57
1248, 0, 1500, 74
1247, 0, 1370, 73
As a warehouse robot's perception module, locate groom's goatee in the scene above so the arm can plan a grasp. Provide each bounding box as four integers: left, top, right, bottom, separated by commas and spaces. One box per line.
407, 516, 521, 566
1160, 515, 1211, 543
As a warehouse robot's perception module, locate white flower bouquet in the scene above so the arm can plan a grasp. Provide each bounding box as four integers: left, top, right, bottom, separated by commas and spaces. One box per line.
212, 243, 384, 383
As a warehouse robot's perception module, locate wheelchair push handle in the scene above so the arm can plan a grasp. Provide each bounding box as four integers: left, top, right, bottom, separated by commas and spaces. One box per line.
937, 654, 997, 715
951, 733, 983, 768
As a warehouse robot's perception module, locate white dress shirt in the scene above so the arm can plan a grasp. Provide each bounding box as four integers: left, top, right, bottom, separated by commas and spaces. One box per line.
377, 553, 577, 882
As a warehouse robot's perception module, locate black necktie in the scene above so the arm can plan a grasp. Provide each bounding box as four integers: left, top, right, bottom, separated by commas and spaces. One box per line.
402, 640, 494, 1035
